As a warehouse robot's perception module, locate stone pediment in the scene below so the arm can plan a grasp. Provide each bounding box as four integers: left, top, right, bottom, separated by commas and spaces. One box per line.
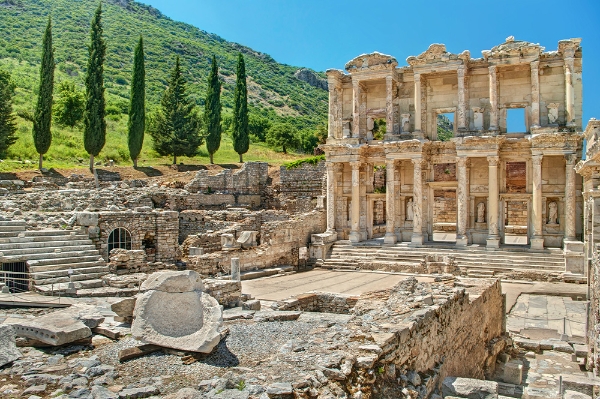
530, 132, 582, 152
345, 52, 398, 72
407, 44, 469, 66
483, 36, 543, 60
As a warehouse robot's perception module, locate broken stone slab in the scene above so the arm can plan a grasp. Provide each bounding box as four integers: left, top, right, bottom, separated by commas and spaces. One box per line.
237, 231, 258, 249
91, 385, 119, 399
523, 386, 557, 399
223, 309, 255, 321
0, 325, 21, 367
242, 299, 261, 311
110, 297, 137, 323
11, 309, 92, 346
563, 390, 592, 399
441, 377, 499, 399
553, 342, 574, 353
118, 344, 161, 362
132, 270, 223, 353
253, 311, 301, 322
561, 374, 600, 397
513, 337, 541, 352
118, 386, 159, 399
266, 382, 293, 397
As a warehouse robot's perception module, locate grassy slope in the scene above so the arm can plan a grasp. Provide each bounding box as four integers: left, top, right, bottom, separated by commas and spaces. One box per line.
0, 0, 327, 170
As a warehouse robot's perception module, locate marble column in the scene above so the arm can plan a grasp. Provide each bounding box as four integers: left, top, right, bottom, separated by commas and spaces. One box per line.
487, 156, 500, 249
456, 156, 468, 246
352, 80, 361, 138
325, 162, 337, 235
349, 161, 362, 243
530, 61, 540, 128
411, 158, 424, 245
565, 57, 576, 126
564, 154, 577, 241
327, 85, 336, 139
384, 159, 397, 244
386, 76, 394, 137
413, 73, 422, 135
531, 154, 544, 249
489, 66, 498, 131
457, 66, 467, 131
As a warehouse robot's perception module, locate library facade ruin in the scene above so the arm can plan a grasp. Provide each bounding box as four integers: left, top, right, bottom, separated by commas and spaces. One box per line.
321, 37, 584, 272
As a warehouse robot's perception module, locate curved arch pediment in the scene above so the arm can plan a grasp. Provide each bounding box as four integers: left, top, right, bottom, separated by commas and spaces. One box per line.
345, 52, 398, 72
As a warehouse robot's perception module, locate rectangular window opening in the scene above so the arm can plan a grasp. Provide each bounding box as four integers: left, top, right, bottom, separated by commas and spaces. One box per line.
437, 113, 454, 141
506, 108, 526, 133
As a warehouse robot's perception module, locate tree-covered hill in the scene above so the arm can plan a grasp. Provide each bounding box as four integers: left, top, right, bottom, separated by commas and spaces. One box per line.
0, 0, 328, 127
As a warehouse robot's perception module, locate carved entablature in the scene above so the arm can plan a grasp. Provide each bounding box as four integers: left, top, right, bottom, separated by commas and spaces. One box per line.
454, 136, 506, 154
383, 140, 424, 156
558, 38, 582, 59
406, 44, 470, 67
326, 69, 345, 86
423, 141, 456, 157
345, 52, 398, 73
483, 37, 543, 64
530, 133, 583, 154
584, 119, 600, 161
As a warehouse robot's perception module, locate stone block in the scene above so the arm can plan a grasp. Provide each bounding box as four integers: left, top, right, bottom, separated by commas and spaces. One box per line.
132, 270, 223, 354
76, 212, 98, 226
573, 344, 589, 358
111, 297, 137, 321
242, 300, 261, 311
0, 325, 21, 367
441, 377, 499, 399
563, 390, 592, 399
513, 337, 540, 352
503, 361, 523, 385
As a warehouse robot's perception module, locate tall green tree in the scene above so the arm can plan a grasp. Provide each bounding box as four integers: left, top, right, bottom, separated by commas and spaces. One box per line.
127, 36, 145, 168
54, 81, 84, 129
204, 55, 221, 164
83, 3, 106, 173
149, 56, 202, 164
232, 53, 249, 163
32, 16, 55, 170
0, 69, 17, 159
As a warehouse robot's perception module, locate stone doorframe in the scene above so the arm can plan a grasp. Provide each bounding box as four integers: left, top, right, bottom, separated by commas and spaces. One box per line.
499, 193, 532, 246
426, 181, 459, 242
366, 193, 386, 239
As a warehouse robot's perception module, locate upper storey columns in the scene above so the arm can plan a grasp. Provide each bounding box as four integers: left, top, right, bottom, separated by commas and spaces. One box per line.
488, 66, 499, 132
413, 73, 422, 137
457, 66, 467, 131
530, 61, 541, 128
565, 56, 576, 127
352, 80, 362, 139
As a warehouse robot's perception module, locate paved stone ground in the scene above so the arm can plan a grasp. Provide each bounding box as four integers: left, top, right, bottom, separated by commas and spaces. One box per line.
507, 294, 587, 338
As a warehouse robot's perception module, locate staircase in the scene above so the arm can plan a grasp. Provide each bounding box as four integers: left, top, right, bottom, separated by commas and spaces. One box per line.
321, 240, 566, 277
0, 220, 109, 293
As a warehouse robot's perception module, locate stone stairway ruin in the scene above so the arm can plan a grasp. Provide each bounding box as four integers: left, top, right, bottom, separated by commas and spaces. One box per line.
321, 240, 568, 280
0, 220, 109, 294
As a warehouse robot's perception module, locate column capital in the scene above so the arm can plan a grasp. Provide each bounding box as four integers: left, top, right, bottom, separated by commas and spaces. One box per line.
456, 156, 468, 168
386, 75, 393, 83
413, 72, 421, 82
487, 156, 500, 166
457, 65, 466, 77
411, 158, 423, 169
385, 159, 395, 168
532, 154, 543, 166
488, 65, 497, 73
530, 60, 539, 69
350, 161, 362, 170
565, 153, 577, 165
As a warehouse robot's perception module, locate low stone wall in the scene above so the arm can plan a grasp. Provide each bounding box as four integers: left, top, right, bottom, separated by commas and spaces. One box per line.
185, 162, 268, 195
108, 249, 177, 275
274, 292, 359, 314
279, 161, 325, 198
203, 279, 242, 308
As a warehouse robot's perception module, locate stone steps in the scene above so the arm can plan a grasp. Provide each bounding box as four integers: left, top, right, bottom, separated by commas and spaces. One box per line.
322, 241, 566, 276
35, 279, 105, 295
0, 228, 109, 293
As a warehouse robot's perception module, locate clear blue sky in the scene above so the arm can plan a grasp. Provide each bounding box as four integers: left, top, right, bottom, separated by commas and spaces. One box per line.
141, 0, 600, 124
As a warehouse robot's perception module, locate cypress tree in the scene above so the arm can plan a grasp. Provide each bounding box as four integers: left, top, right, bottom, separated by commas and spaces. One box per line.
204, 55, 221, 164
32, 16, 55, 170
149, 56, 202, 164
0, 69, 17, 159
83, 3, 106, 173
232, 53, 249, 163
128, 36, 145, 168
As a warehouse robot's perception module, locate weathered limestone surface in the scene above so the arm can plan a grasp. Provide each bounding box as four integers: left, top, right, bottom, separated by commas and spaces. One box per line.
441, 377, 499, 399
132, 271, 223, 353
0, 325, 21, 367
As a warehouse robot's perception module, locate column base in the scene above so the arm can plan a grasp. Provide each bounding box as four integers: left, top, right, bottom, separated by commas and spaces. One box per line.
349, 231, 362, 244
383, 232, 397, 245
410, 233, 424, 246
530, 237, 545, 250
564, 240, 585, 275
486, 237, 500, 250
456, 236, 468, 247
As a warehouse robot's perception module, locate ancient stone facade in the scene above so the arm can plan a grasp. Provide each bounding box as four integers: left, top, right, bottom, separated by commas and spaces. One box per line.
322, 38, 584, 259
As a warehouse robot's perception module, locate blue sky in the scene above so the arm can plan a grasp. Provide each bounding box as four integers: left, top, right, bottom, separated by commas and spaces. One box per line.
141, 0, 600, 124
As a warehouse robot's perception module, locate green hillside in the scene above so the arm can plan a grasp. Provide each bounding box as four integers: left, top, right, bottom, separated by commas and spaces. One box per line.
0, 0, 328, 168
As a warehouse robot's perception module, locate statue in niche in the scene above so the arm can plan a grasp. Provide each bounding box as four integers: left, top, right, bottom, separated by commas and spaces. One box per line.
406, 198, 414, 221
401, 114, 411, 133
477, 202, 486, 223
548, 201, 558, 225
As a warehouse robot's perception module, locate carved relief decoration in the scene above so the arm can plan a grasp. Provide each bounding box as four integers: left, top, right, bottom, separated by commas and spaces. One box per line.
345, 52, 398, 72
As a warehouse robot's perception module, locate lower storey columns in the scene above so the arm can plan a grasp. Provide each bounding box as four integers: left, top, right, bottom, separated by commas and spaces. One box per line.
349, 161, 362, 243
487, 156, 500, 249
411, 158, 424, 245
384, 159, 397, 244
531, 155, 545, 250
456, 157, 468, 246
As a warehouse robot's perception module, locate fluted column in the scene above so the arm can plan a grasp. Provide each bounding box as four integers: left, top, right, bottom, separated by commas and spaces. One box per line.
352, 80, 361, 138
414, 73, 422, 135
531, 154, 545, 250
386, 76, 394, 138
487, 156, 500, 249
489, 66, 498, 131
411, 158, 424, 245
456, 156, 468, 246
564, 154, 577, 241
530, 61, 540, 128
327, 85, 335, 139
349, 161, 362, 243
457, 65, 467, 131
384, 159, 397, 244
325, 162, 337, 234
565, 57, 576, 127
